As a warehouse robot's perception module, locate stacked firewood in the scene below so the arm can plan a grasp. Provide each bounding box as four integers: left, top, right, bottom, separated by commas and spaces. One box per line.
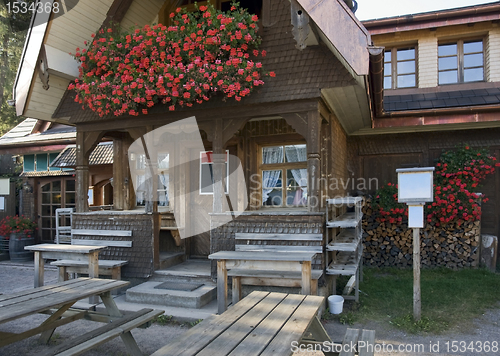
362, 202, 480, 269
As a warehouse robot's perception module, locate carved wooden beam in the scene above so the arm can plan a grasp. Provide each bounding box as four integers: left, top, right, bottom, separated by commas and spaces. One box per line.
291, 0, 310, 51
38, 46, 49, 90
222, 117, 251, 145
281, 112, 309, 139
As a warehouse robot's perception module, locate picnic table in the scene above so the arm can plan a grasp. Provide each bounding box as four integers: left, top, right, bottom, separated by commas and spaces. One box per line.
24, 244, 107, 288
152, 291, 337, 356
0, 278, 163, 356
208, 251, 316, 314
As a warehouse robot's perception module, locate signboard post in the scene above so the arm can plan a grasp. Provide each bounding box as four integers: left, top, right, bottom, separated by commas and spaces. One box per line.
397, 167, 435, 321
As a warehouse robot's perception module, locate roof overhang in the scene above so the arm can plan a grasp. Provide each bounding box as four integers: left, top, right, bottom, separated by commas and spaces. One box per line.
296, 0, 373, 133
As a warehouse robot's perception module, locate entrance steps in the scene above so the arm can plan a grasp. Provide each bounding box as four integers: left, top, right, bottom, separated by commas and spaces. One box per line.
125, 259, 216, 309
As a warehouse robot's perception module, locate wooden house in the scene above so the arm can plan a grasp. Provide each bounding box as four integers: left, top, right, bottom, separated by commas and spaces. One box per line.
12, 0, 375, 282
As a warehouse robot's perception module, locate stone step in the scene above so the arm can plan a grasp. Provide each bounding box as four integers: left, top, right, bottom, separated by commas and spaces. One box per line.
125, 280, 216, 309
159, 251, 186, 269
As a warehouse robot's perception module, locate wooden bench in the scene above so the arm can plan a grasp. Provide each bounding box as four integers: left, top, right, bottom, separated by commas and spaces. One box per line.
229, 233, 323, 305
42, 308, 164, 356
50, 232, 132, 285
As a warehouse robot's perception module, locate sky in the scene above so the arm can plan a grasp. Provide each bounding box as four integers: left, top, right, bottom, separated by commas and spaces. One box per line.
355, 0, 498, 21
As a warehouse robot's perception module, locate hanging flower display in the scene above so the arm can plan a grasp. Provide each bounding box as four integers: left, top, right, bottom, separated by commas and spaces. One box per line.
69, 3, 275, 117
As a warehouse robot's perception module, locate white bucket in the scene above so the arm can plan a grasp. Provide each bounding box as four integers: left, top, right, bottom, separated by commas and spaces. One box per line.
328, 295, 344, 314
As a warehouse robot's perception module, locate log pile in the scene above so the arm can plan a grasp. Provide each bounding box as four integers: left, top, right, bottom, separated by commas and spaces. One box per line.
362, 203, 480, 269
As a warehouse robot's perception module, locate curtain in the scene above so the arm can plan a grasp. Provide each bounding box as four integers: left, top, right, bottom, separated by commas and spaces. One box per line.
285, 145, 308, 200
158, 173, 169, 206
262, 147, 283, 203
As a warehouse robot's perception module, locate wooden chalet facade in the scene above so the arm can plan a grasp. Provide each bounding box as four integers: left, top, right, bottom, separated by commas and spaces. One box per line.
13, 0, 374, 279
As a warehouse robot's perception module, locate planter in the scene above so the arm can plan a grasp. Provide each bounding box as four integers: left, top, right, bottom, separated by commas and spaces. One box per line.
9, 233, 35, 262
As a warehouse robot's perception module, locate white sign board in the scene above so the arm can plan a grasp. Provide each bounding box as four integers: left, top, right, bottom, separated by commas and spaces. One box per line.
397, 167, 434, 203
408, 204, 424, 228
0, 179, 9, 195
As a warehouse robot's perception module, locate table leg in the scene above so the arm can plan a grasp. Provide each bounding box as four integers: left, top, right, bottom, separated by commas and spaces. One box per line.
34, 251, 44, 288
301, 261, 312, 295
304, 316, 336, 356
88, 251, 99, 304
217, 260, 228, 314
100, 291, 143, 356
39, 302, 74, 344
88, 251, 99, 279
232, 276, 242, 306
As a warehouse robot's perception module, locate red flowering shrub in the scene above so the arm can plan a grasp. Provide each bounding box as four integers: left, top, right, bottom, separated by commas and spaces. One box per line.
371, 145, 500, 226
69, 3, 275, 117
0, 215, 37, 239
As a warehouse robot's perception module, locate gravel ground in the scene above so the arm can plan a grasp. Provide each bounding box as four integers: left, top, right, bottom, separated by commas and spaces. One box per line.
0, 263, 499, 356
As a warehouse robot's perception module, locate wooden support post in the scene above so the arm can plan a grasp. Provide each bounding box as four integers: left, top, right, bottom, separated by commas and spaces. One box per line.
212, 118, 224, 214
34, 251, 44, 288
217, 260, 228, 314
413, 228, 421, 321
301, 260, 312, 295
232, 276, 242, 306
307, 110, 321, 212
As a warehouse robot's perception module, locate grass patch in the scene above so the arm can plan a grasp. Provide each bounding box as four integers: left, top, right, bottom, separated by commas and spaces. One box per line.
351, 267, 500, 334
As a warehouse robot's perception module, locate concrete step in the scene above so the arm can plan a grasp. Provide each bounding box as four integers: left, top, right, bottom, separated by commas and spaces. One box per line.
125, 280, 216, 309
152, 259, 212, 283
159, 251, 186, 269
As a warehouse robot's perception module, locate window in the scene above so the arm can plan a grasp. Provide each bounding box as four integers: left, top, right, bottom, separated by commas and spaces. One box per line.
135, 153, 170, 207
438, 39, 484, 85
261, 144, 307, 207
23, 152, 66, 173
200, 151, 229, 195
384, 47, 417, 89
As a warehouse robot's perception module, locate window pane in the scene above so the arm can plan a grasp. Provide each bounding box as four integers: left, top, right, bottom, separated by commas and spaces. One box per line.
200, 164, 215, 194
52, 180, 61, 192
464, 53, 483, 68
42, 193, 51, 204
384, 77, 392, 89
439, 56, 457, 71
158, 153, 169, 169
262, 170, 282, 206
464, 68, 484, 82
384, 63, 391, 75
36, 154, 48, 171
464, 40, 482, 54
262, 146, 283, 164
397, 48, 415, 61
262, 170, 282, 188
49, 153, 60, 171
438, 43, 457, 56
66, 193, 76, 205
24, 154, 35, 172
52, 193, 61, 204
42, 183, 51, 192
285, 169, 307, 207
397, 61, 415, 75
384, 51, 391, 62
397, 74, 416, 88
285, 145, 307, 162
136, 154, 146, 170
439, 70, 458, 84
66, 180, 75, 192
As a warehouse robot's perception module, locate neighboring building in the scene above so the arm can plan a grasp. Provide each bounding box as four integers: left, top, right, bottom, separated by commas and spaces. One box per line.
358, 3, 500, 250
0, 119, 113, 242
